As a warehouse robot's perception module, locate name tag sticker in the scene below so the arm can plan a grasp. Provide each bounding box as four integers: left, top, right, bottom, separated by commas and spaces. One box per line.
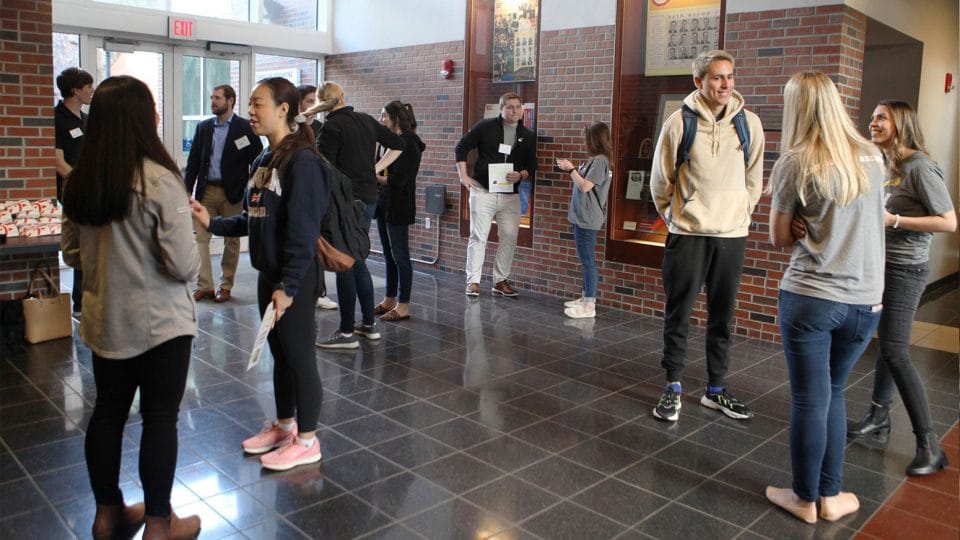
498, 143, 512, 155
69, 127, 83, 139
235, 136, 250, 150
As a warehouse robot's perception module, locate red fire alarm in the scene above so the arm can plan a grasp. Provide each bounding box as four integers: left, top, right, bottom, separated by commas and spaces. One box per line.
946, 73, 954, 93
441, 59, 454, 79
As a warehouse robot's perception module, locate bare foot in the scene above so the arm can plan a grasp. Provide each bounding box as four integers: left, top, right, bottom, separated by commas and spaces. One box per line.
820, 492, 860, 521
766, 486, 817, 524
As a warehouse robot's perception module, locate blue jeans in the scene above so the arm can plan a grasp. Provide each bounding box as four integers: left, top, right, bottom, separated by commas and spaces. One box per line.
778, 289, 882, 501
376, 218, 412, 303
336, 201, 376, 333
871, 262, 934, 434
572, 224, 598, 300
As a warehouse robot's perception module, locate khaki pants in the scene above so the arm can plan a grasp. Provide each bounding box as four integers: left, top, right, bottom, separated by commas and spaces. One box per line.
194, 184, 241, 292
465, 189, 520, 284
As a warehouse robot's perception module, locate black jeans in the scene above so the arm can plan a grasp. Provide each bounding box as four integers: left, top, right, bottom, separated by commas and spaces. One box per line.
72, 269, 83, 311
377, 217, 413, 303
258, 258, 322, 432
660, 234, 746, 386
871, 262, 935, 434
86, 335, 192, 517
336, 201, 377, 332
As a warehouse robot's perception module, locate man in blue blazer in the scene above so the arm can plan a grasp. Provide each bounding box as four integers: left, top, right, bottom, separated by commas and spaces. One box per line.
184, 84, 263, 302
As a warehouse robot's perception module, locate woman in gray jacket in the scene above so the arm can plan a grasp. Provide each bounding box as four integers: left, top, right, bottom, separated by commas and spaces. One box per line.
61, 76, 201, 540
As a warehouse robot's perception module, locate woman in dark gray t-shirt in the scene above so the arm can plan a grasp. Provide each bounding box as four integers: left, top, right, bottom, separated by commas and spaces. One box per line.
847, 100, 957, 477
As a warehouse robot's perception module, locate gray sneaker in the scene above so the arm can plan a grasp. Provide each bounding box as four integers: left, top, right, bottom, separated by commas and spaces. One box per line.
317, 330, 359, 349
354, 322, 381, 340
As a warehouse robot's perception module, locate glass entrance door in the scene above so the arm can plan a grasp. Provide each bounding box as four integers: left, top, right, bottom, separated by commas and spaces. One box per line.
178, 53, 243, 166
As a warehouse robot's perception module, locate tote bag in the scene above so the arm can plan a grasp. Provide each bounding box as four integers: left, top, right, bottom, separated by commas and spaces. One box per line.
22, 264, 72, 344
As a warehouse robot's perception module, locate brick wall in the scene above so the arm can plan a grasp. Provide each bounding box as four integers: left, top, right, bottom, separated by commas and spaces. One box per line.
325, 4, 868, 342
0, 0, 60, 301
323, 41, 466, 265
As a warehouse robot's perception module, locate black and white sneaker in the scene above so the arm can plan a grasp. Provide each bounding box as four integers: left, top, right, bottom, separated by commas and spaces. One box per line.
700, 391, 752, 419
653, 387, 682, 422
354, 322, 381, 340
316, 330, 359, 349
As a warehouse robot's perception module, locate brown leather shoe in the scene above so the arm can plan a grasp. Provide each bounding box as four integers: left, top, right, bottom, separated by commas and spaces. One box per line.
214, 289, 231, 303
465, 283, 480, 297
143, 512, 201, 540
492, 280, 519, 297
92, 502, 146, 540
193, 289, 214, 301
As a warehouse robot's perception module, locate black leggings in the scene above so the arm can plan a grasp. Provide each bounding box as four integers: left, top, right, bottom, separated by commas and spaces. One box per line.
257, 259, 322, 432
86, 335, 192, 518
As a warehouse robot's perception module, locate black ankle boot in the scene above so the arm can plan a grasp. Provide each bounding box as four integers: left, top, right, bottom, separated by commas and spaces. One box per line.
847, 403, 891, 443
906, 431, 948, 476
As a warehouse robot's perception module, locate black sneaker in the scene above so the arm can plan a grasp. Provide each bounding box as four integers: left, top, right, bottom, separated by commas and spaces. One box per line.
700, 391, 752, 419
653, 388, 682, 422
316, 330, 359, 349
354, 322, 381, 340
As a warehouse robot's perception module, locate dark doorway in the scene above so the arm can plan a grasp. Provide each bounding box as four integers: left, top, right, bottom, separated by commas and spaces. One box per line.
858, 17, 923, 133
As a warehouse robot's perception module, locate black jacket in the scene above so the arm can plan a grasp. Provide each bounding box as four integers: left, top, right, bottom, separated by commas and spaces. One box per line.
184, 114, 263, 203
377, 132, 425, 226
316, 106, 405, 204
454, 115, 537, 192
208, 148, 330, 298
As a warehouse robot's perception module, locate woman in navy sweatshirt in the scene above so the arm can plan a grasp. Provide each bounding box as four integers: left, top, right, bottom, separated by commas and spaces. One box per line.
191, 77, 331, 472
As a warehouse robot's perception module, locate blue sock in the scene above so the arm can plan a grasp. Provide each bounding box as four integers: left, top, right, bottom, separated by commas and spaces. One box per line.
666, 382, 682, 394
707, 385, 724, 395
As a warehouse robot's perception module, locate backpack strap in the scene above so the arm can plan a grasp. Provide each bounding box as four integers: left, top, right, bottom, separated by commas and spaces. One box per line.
732, 109, 750, 166
675, 104, 699, 182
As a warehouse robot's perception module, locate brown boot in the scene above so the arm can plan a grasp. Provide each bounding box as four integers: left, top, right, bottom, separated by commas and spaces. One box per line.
142, 512, 201, 540
91, 502, 146, 540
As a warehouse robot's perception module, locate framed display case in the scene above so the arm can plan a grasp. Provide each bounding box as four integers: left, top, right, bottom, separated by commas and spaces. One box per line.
606, 0, 725, 267
458, 0, 541, 246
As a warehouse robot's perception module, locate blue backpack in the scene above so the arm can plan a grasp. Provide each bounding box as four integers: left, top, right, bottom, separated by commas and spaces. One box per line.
674, 103, 751, 180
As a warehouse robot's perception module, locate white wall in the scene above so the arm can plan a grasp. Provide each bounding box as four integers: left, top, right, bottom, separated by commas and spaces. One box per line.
847, 0, 959, 282
331, 0, 616, 53
541, 0, 616, 31
332, 0, 466, 54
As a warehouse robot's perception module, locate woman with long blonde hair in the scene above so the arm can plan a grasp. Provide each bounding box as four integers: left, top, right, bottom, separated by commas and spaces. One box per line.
765, 72, 887, 524
846, 100, 956, 475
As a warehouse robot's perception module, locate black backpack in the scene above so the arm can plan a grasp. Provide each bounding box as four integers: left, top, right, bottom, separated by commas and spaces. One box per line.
317, 159, 371, 270
675, 103, 750, 181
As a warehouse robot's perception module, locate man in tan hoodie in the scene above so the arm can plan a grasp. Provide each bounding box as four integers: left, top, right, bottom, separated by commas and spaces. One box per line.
649, 50, 765, 422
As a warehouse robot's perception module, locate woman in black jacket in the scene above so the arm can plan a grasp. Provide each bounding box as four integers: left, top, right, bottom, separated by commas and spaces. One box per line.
375, 101, 425, 321
307, 82, 405, 348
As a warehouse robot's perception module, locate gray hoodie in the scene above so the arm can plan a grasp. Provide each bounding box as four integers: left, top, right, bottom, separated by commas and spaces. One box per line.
61, 159, 200, 359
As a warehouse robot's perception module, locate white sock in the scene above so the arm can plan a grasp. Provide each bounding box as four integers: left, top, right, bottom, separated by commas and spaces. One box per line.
298, 436, 315, 448
277, 421, 294, 432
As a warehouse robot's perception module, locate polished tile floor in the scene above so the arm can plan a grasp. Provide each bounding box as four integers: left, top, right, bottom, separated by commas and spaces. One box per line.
1, 260, 957, 539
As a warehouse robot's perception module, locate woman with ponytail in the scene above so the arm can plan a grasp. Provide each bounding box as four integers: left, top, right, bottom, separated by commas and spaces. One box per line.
374, 100, 425, 321
191, 77, 331, 471
306, 82, 406, 349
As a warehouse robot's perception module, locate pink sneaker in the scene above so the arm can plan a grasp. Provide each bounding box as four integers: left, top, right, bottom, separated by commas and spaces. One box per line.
242, 421, 297, 454
260, 437, 322, 471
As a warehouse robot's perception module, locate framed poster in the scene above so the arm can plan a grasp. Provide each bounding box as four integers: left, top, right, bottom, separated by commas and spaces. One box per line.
644, 0, 721, 76
492, 0, 539, 82
654, 93, 686, 144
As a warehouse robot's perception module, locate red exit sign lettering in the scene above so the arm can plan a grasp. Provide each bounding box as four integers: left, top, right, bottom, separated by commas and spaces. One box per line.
168, 17, 197, 40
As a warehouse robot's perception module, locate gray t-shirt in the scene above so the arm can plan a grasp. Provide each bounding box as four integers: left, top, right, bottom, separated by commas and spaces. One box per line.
567, 155, 611, 230
885, 152, 955, 265
503, 122, 517, 148
771, 149, 886, 304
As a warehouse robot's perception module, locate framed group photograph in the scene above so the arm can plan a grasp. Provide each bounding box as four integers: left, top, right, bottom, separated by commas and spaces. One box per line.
644, 0, 721, 76
492, 0, 539, 83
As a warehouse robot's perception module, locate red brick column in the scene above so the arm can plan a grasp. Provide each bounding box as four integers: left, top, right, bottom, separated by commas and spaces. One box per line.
0, 0, 60, 301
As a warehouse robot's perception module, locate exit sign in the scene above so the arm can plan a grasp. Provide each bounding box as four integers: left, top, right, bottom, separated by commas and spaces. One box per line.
169, 17, 197, 40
